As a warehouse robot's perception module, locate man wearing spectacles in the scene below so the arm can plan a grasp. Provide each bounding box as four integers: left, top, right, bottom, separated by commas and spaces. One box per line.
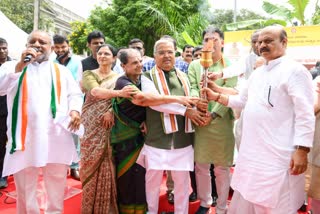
203, 25, 315, 214
143, 35, 189, 73
137, 38, 205, 214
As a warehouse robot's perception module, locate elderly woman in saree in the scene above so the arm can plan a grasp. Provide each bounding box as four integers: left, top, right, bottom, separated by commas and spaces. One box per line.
80, 44, 136, 214
111, 48, 201, 214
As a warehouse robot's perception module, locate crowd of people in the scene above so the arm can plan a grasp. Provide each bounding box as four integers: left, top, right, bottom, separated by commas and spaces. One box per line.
0, 23, 319, 214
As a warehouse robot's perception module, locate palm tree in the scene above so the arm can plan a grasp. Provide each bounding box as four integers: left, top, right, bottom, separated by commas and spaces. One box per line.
176, 13, 209, 47
136, 0, 209, 49
262, 0, 313, 25
311, 0, 320, 24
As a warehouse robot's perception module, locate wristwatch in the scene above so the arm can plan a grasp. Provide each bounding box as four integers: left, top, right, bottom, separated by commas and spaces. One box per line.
211, 112, 219, 120
295, 145, 310, 153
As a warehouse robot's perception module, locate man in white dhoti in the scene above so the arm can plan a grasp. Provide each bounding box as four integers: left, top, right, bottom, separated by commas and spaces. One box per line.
0, 30, 83, 213
202, 25, 315, 214
137, 38, 206, 214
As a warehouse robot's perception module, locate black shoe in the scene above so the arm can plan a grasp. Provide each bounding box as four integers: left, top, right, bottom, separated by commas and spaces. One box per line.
70, 168, 80, 181
167, 191, 174, 204
298, 202, 307, 212
189, 191, 197, 202
211, 196, 218, 207
195, 206, 209, 214
0, 177, 8, 189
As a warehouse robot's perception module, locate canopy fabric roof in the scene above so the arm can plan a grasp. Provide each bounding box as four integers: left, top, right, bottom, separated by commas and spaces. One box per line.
0, 10, 28, 60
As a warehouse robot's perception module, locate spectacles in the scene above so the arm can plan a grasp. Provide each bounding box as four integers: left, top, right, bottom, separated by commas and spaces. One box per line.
155, 50, 175, 56
268, 85, 273, 107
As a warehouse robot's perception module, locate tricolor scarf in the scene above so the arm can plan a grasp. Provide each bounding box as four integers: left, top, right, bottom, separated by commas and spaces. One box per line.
150, 66, 194, 134
10, 63, 61, 154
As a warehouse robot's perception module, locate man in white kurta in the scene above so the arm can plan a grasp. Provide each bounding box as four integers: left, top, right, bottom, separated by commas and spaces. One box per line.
0, 30, 83, 214
203, 26, 315, 213
136, 39, 205, 214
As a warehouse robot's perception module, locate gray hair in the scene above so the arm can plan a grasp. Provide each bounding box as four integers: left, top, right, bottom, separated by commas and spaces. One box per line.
119, 48, 141, 64
153, 39, 175, 54
27, 30, 53, 45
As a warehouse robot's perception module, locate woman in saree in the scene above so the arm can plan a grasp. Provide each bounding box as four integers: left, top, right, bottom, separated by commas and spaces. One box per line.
80, 44, 136, 214
111, 48, 200, 214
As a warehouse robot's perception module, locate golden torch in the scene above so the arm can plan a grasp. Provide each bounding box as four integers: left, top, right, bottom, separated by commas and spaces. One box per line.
200, 39, 214, 99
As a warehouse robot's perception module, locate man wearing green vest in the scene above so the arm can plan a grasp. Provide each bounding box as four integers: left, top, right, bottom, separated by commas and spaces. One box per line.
137, 38, 205, 214
188, 26, 237, 214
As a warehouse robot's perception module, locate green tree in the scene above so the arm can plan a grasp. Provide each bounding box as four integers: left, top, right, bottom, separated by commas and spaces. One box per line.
68, 21, 94, 55
177, 13, 209, 47
225, 19, 287, 31
0, 0, 54, 33
261, 0, 320, 25
210, 9, 268, 30
80, 0, 206, 56
311, 0, 320, 24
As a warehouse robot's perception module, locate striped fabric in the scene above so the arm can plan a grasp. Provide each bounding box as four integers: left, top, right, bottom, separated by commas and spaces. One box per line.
10, 63, 61, 154
150, 66, 194, 134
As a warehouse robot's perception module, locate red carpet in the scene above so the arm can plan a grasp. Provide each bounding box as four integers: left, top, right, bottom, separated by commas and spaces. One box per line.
0, 175, 311, 214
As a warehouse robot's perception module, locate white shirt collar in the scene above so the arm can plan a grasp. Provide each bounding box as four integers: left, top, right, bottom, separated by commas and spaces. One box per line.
265, 55, 286, 71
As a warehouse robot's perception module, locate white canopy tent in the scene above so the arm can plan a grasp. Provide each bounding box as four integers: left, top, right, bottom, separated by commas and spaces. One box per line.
0, 10, 28, 60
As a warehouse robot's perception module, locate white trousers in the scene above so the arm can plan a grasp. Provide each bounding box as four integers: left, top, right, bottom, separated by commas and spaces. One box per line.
228, 190, 295, 214
13, 163, 69, 214
145, 169, 190, 214
311, 199, 320, 214
195, 163, 230, 214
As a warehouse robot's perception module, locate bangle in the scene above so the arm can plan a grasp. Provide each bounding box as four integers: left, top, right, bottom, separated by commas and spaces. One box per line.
214, 93, 221, 102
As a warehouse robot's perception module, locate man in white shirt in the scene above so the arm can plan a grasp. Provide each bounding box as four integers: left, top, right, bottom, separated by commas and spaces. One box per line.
202, 25, 315, 214
0, 30, 83, 213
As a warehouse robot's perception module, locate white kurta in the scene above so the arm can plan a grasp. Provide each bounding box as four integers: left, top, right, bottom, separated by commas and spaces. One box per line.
223, 53, 258, 79
228, 56, 315, 209
0, 60, 83, 176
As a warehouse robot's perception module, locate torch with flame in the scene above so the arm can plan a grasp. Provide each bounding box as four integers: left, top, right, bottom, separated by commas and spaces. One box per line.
200, 39, 214, 99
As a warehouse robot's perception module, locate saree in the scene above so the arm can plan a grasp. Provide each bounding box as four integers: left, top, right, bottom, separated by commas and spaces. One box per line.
111, 78, 147, 214
80, 70, 119, 214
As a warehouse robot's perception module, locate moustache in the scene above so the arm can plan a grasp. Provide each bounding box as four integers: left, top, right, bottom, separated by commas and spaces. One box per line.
186, 54, 192, 58
260, 48, 269, 53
